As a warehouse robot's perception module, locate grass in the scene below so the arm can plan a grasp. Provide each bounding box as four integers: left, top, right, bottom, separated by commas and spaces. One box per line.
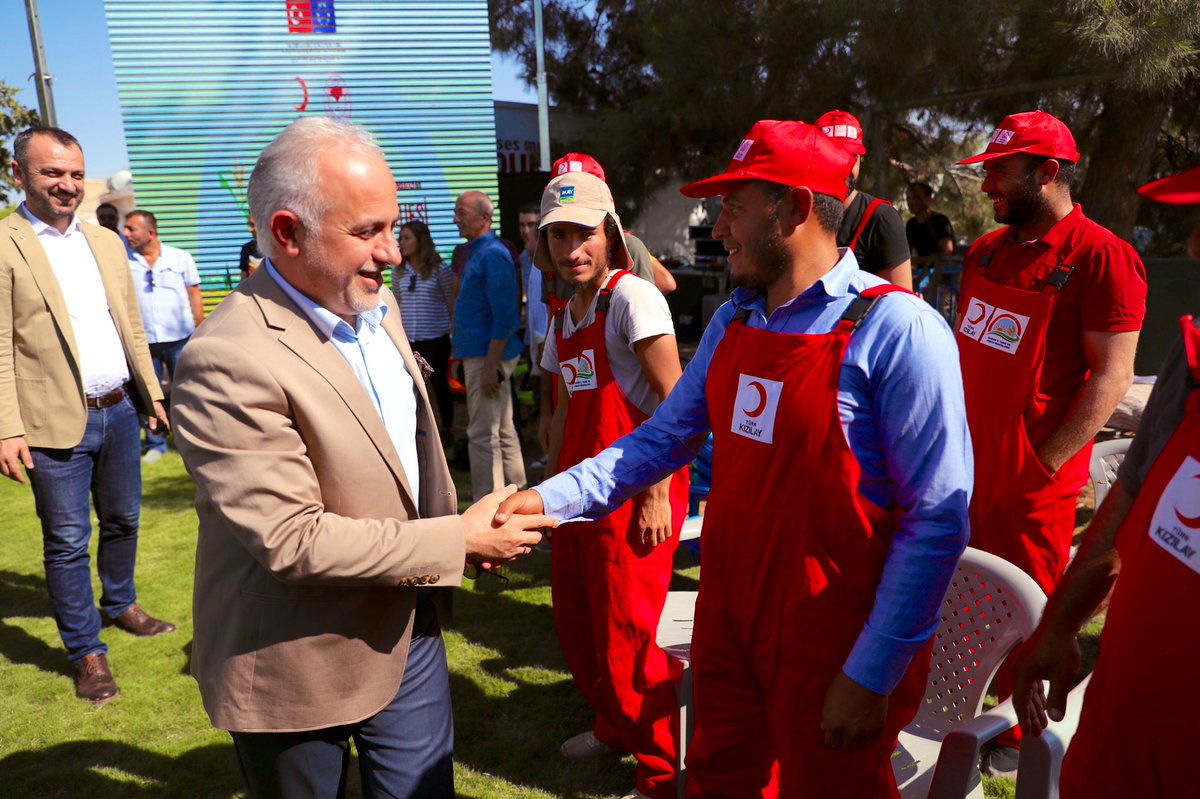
0, 442, 1097, 798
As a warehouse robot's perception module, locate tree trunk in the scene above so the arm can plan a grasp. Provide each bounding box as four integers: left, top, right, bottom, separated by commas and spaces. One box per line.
1078, 87, 1168, 240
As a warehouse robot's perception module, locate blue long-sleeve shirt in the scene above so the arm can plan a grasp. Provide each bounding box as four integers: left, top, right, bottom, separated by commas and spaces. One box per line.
451, 231, 522, 360
535, 250, 973, 695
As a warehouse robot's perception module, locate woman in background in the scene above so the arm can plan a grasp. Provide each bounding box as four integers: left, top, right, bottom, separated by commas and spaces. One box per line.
393, 220, 457, 442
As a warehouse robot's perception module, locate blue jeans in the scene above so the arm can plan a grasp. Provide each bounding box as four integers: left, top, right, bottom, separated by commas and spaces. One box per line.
27, 395, 142, 661
143, 337, 187, 454
231, 599, 455, 798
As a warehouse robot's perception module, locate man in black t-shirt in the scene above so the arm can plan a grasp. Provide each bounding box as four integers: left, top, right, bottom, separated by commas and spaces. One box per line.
905, 182, 955, 257
816, 109, 912, 289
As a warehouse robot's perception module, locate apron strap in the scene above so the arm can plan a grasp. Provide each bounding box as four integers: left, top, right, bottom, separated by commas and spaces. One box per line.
836, 284, 909, 334
1181, 314, 1200, 389
847, 198, 890, 252
595, 270, 629, 316
1043, 261, 1076, 292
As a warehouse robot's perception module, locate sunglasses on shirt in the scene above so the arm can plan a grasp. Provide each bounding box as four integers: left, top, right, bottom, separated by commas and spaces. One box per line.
408, 274, 417, 293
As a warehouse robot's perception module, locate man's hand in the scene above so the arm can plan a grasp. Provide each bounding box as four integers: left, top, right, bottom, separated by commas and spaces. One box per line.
537, 412, 552, 454
462, 485, 556, 564
493, 488, 546, 525
1011, 627, 1081, 736
482, 359, 501, 399
637, 490, 673, 547
147, 400, 170, 433
820, 671, 888, 752
0, 436, 33, 484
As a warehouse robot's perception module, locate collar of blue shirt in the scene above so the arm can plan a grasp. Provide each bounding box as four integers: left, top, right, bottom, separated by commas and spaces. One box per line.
729, 247, 860, 318
263, 257, 388, 341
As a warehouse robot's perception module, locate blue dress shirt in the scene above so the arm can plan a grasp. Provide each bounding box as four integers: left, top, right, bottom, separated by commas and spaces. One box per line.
451, 232, 522, 360
265, 260, 420, 500
536, 250, 973, 695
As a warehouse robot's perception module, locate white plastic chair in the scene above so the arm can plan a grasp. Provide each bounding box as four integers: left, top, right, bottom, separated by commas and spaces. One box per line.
1089, 438, 1131, 509
657, 548, 1048, 799
909, 547, 1048, 798
1012, 674, 1092, 799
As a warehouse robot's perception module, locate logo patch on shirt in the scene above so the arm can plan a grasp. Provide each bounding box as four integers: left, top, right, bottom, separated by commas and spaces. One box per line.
559, 185, 576, 203
731, 374, 783, 444
732, 138, 754, 162
958, 298, 1029, 355
991, 128, 1015, 145
559, 349, 597, 394
1148, 456, 1200, 576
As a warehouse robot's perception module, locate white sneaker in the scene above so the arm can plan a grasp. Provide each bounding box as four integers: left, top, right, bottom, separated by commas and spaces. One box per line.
142, 450, 164, 465
559, 730, 620, 759
981, 744, 1019, 779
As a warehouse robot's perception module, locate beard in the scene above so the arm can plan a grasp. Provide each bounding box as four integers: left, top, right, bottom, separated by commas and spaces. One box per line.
993, 169, 1048, 227
28, 185, 83, 222
305, 238, 384, 316
730, 209, 790, 292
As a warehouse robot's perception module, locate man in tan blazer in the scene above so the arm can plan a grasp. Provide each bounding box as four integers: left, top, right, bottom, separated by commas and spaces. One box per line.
0, 126, 176, 706
171, 117, 553, 798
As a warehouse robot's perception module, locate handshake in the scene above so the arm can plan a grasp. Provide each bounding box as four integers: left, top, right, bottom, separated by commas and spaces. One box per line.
462, 485, 554, 571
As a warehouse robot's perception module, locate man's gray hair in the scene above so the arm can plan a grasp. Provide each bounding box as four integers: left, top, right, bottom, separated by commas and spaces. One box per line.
247, 117, 386, 257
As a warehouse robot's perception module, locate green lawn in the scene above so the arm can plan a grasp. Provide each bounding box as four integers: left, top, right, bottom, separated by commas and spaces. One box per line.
0, 448, 1096, 797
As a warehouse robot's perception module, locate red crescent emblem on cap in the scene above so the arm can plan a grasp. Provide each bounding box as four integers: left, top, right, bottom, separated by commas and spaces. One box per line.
742, 381, 768, 418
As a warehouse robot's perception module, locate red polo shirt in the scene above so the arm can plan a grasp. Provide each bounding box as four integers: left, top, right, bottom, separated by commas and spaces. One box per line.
961, 204, 1147, 446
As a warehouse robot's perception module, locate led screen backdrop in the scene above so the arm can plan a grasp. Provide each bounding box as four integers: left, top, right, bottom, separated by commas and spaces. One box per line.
103, 0, 500, 296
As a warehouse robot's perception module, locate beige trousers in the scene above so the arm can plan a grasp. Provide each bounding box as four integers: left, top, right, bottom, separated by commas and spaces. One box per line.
462, 356, 526, 501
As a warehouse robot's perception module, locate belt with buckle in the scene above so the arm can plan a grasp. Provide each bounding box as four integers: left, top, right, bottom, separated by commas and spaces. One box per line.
86, 384, 130, 409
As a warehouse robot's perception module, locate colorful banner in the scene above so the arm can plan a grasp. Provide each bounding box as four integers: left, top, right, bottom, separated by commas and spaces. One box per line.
104, 0, 500, 293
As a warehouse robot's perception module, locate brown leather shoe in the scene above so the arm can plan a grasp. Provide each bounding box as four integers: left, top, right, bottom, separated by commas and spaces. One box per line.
74, 652, 120, 705
108, 603, 176, 637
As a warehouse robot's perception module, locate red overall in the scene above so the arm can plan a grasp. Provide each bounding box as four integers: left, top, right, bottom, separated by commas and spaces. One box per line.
552, 270, 689, 799
1059, 316, 1200, 799
688, 286, 932, 797
958, 255, 1087, 747
958, 255, 1089, 593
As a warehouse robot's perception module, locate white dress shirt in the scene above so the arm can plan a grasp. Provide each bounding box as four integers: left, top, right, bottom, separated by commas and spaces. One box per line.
129, 243, 200, 343
21, 205, 130, 394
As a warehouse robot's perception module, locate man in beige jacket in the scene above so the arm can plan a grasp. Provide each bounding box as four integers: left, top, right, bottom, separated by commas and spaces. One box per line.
0, 126, 175, 707
171, 117, 553, 798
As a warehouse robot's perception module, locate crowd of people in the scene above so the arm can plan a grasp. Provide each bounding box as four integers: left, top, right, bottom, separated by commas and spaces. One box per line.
0, 105, 1195, 799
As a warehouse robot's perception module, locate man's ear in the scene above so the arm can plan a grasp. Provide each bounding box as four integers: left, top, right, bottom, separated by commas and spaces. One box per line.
1037, 158, 1060, 187
11, 159, 25, 189
783, 186, 815, 229
270, 210, 304, 258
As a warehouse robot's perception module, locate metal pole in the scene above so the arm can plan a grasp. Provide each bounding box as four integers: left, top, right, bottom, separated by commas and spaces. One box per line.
24, 0, 57, 127
533, 0, 550, 172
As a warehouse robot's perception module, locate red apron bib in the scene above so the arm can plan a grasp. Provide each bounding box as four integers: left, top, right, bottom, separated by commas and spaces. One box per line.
686, 286, 932, 798
1059, 316, 1200, 799
552, 270, 689, 799
957, 256, 1088, 593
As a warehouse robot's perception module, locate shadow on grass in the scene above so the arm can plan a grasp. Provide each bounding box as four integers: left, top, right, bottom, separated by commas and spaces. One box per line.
0, 740, 243, 799
139, 467, 198, 512
0, 569, 70, 678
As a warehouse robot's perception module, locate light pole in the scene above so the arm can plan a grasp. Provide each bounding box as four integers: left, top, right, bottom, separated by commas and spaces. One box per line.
533, 0, 550, 172
24, 0, 58, 127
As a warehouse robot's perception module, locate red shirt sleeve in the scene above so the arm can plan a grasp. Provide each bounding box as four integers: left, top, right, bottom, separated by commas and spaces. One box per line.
1073, 232, 1147, 333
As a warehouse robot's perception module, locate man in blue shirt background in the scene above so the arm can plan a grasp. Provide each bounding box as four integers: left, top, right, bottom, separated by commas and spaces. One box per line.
496, 120, 973, 796
451, 190, 526, 501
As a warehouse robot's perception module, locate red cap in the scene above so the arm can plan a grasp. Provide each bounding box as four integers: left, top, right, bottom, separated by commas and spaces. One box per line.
1137, 166, 1200, 205
815, 109, 866, 156
957, 110, 1080, 165
551, 152, 606, 182
679, 120, 856, 200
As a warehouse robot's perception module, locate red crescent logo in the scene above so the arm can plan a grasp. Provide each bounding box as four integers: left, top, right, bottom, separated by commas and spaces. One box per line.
742, 381, 768, 418
1176, 474, 1200, 529
561, 362, 577, 386
966, 301, 986, 325
294, 77, 309, 112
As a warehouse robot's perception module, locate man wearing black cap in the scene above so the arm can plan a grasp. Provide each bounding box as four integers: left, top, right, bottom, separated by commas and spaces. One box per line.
1012, 165, 1200, 798
954, 109, 1147, 773
817, 109, 913, 289
496, 120, 972, 796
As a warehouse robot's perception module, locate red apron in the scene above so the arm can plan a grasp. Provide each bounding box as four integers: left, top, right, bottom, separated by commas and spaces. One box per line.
958, 255, 1089, 592
1059, 316, 1200, 798
552, 270, 689, 799
687, 286, 932, 798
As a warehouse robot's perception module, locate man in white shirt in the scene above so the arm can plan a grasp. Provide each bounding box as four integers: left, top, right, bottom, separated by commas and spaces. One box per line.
125, 209, 204, 461
0, 126, 175, 706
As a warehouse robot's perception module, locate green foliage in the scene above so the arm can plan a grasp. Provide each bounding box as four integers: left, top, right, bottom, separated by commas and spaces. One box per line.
0, 82, 40, 205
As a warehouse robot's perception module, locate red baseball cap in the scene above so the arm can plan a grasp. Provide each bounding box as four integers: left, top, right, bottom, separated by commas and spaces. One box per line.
816, 109, 866, 156
551, 152, 606, 182
957, 110, 1080, 165
1137, 166, 1200, 205
679, 120, 856, 200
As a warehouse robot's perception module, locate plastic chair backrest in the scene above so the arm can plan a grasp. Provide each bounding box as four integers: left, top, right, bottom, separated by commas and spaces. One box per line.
1089, 438, 1131, 509
908, 547, 1048, 741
